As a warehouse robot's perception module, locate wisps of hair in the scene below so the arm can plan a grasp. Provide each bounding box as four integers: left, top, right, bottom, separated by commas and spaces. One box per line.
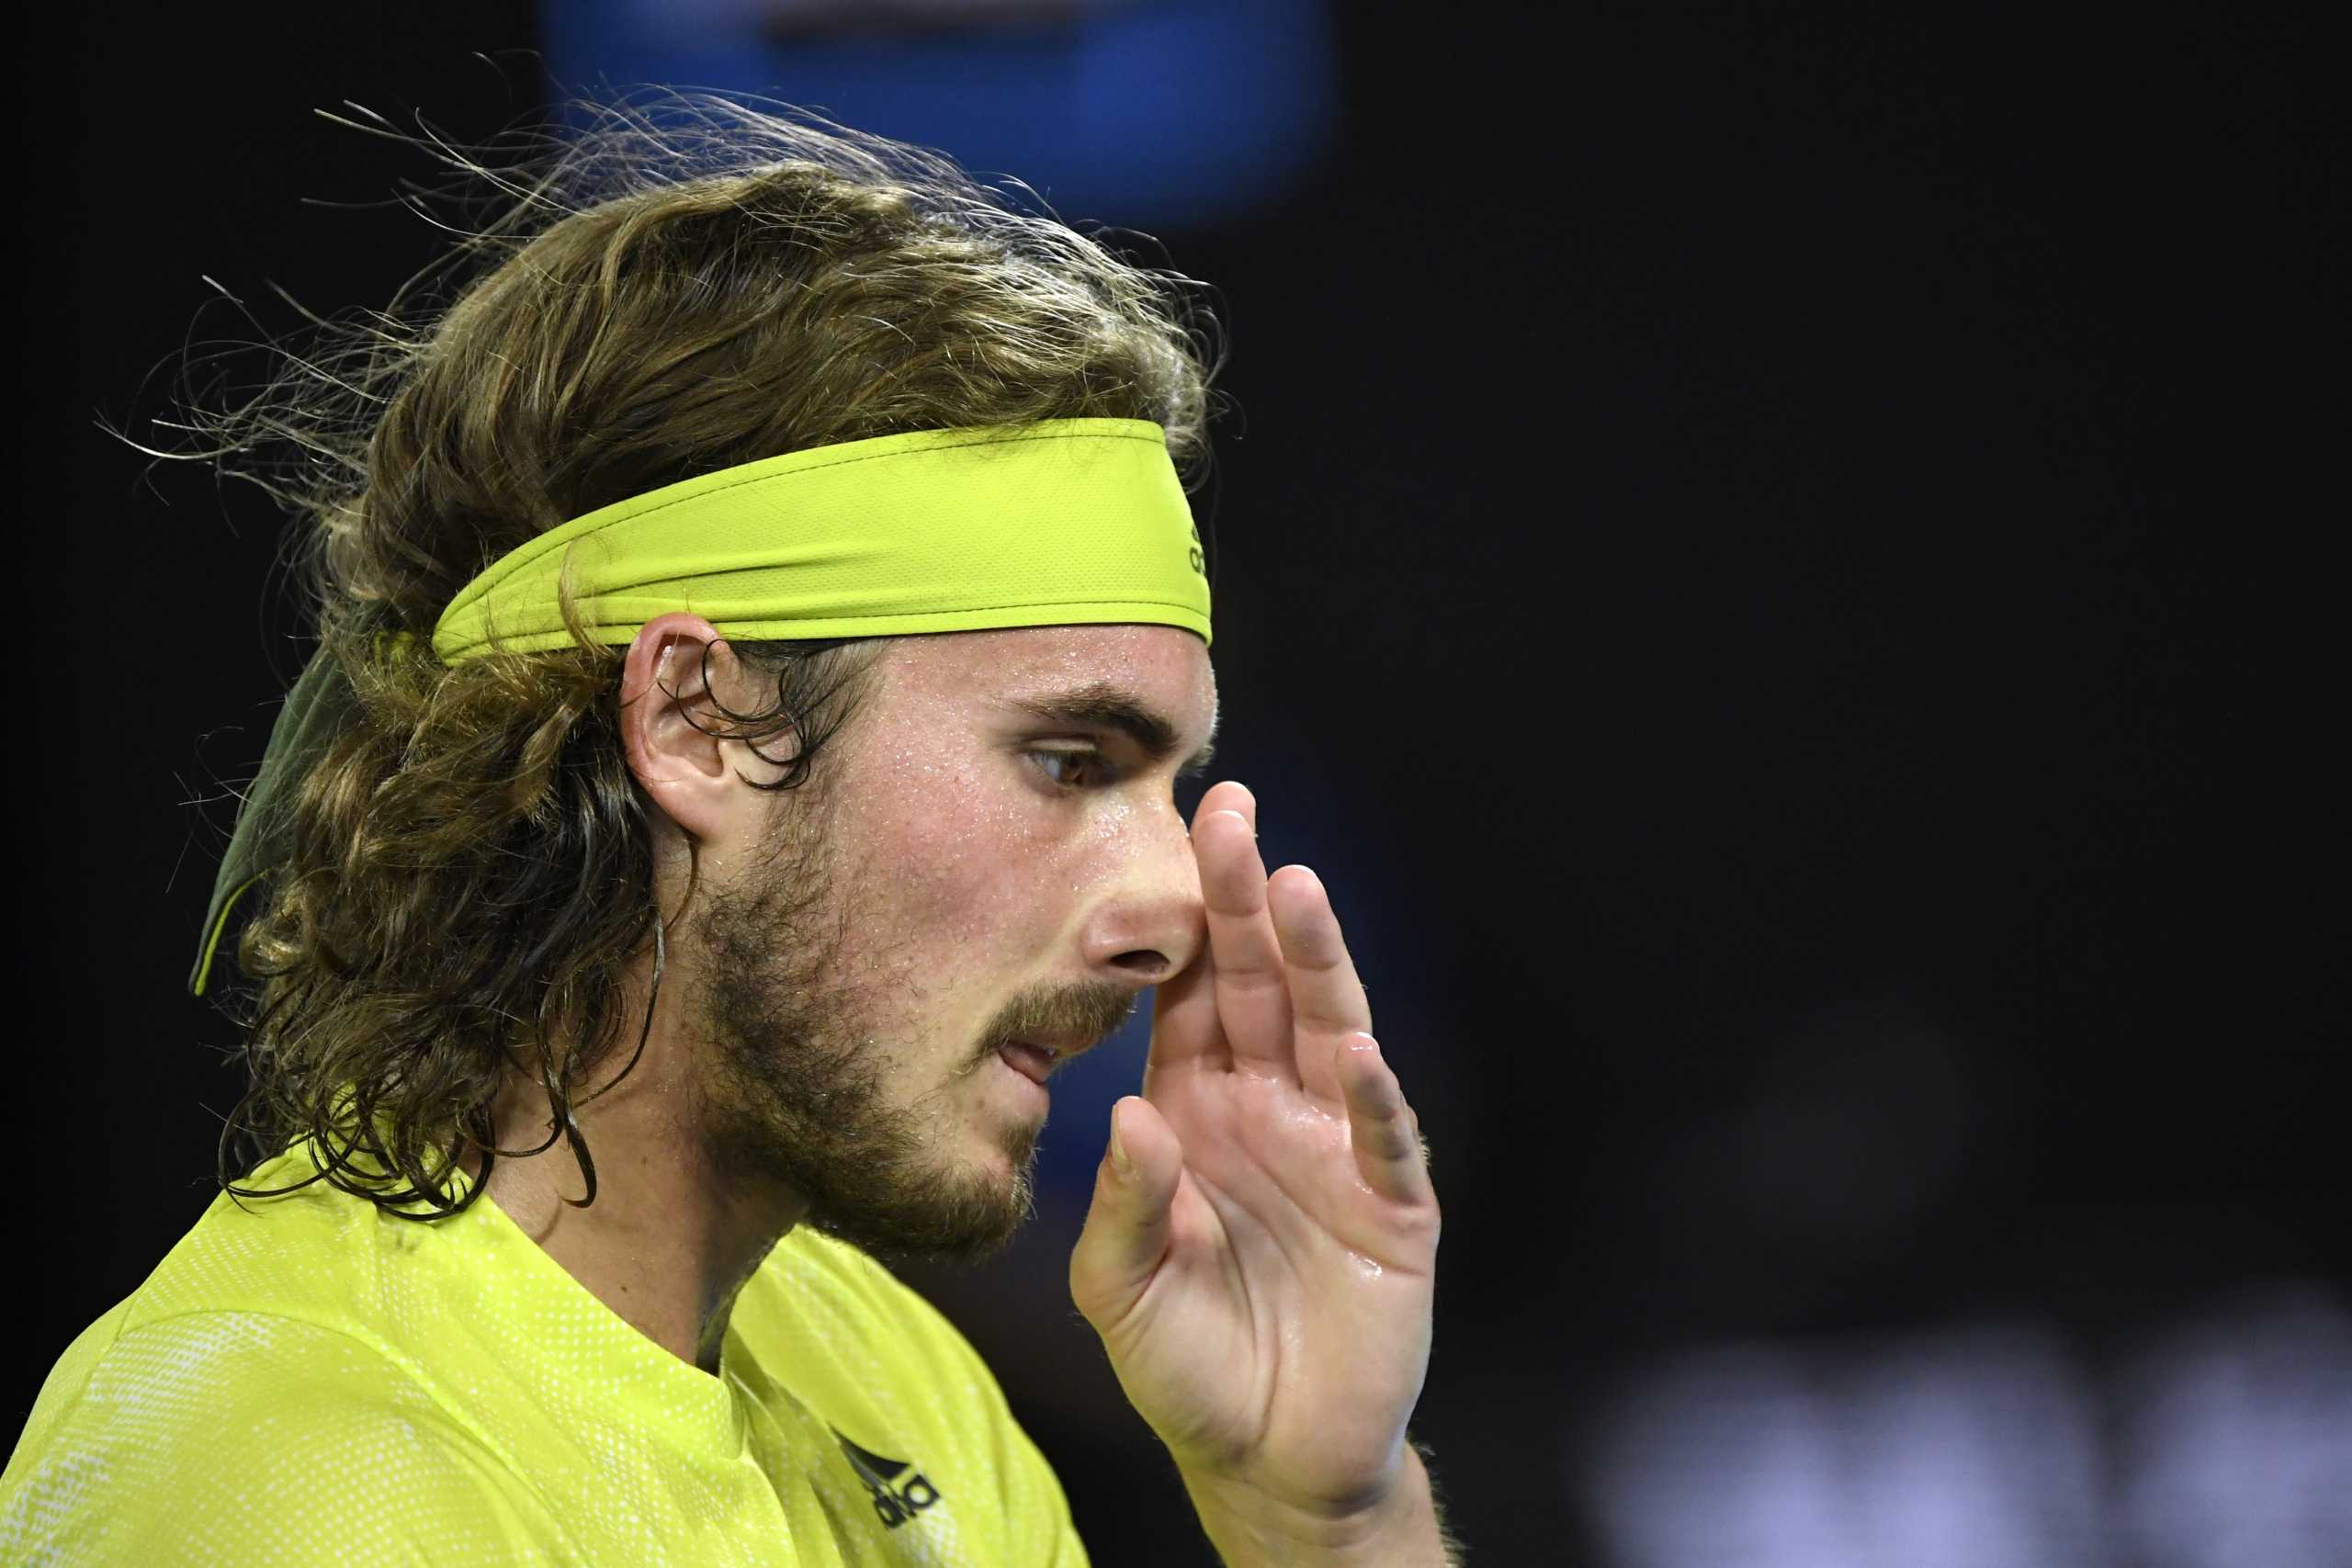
155, 89, 1224, 1220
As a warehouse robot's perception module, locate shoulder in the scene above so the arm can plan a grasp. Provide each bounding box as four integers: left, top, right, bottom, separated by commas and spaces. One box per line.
737, 1230, 1089, 1563
745, 1227, 1010, 1413
763, 1229, 980, 1358
3, 1311, 571, 1566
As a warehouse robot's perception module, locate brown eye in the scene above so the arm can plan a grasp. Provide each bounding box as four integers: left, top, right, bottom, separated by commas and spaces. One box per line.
1029, 748, 1111, 789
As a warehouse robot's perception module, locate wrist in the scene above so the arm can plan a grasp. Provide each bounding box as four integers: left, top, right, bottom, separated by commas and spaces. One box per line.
1180, 1445, 1447, 1568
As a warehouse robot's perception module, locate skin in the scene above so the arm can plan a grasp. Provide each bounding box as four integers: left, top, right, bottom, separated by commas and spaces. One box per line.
467, 612, 1446, 1565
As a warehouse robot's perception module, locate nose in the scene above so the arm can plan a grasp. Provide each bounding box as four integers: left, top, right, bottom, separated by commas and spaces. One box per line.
1078, 795, 1206, 989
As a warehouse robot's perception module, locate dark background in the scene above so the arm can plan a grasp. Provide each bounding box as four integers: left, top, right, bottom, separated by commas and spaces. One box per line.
17, 4, 2346, 1562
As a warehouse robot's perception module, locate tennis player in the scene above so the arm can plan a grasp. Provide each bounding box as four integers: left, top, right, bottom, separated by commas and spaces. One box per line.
0, 100, 1452, 1565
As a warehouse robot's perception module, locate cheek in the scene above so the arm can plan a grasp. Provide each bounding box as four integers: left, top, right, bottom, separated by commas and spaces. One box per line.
838, 762, 1069, 972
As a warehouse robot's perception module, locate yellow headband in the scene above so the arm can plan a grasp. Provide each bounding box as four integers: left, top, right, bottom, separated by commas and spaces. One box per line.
192, 417, 1209, 996
435, 417, 1208, 660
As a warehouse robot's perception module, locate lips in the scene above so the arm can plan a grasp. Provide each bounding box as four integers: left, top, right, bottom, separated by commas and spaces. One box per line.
996, 1041, 1059, 1087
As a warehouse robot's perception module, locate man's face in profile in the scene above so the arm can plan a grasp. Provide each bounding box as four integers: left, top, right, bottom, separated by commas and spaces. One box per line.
682, 624, 1217, 1258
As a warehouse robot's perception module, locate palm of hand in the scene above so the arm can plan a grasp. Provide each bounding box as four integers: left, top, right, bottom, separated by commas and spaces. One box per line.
1069, 782, 1440, 1515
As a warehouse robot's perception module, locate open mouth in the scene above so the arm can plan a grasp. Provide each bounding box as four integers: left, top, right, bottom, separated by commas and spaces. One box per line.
995, 1041, 1058, 1086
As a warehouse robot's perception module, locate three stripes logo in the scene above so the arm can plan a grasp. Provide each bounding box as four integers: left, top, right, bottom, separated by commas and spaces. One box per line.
834, 1430, 942, 1530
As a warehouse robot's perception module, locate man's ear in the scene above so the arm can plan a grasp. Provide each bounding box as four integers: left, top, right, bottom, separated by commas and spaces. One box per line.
619, 614, 743, 844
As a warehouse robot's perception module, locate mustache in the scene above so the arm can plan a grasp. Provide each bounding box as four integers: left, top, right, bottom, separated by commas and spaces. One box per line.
975, 979, 1141, 1058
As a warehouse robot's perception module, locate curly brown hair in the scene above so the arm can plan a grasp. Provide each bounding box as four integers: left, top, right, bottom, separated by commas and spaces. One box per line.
186, 93, 1223, 1220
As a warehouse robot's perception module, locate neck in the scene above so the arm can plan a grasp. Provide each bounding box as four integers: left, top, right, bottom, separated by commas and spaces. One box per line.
463, 1026, 811, 1378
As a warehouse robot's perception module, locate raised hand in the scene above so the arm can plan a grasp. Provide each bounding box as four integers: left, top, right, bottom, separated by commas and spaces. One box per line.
1069, 781, 1444, 1560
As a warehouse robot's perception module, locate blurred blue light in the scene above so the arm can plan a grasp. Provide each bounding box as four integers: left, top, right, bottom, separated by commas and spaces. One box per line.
541, 0, 1337, 231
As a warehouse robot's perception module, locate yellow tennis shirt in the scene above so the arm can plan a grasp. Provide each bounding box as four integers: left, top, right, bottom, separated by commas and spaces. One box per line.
1, 1138, 1088, 1564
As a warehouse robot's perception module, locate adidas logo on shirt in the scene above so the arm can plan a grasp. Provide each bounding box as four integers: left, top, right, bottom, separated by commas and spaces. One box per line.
834, 1430, 942, 1529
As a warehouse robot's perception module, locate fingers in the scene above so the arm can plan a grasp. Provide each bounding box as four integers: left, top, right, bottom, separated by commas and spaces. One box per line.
1145, 782, 1252, 1075
1167, 780, 1378, 1103
1146, 940, 1230, 1077
1193, 797, 1297, 1079
1338, 1034, 1435, 1208
1069, 1097, 1183, 1330
1194, 777, 1257, 832
1268, 865, 1374, 1104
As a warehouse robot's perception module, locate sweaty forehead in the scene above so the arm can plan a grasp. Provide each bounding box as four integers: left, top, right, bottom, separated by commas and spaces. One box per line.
880, 625, 1217, 718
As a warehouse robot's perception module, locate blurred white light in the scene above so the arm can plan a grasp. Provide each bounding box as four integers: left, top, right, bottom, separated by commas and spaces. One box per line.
1579, 1325, 2106, 1568
2120, 1285, 2352, 1568
1584, 1343, 1863, 1568
1835, 1326, 2105, 1568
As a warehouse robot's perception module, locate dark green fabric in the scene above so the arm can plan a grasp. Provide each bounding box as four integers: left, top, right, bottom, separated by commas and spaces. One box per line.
189, 645, 363, 997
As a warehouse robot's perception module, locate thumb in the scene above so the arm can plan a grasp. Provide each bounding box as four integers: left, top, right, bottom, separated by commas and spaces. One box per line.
1069, 1095, 1180, 1331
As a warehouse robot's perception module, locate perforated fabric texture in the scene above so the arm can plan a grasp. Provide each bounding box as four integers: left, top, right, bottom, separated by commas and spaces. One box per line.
2, 1140, 1087, 1565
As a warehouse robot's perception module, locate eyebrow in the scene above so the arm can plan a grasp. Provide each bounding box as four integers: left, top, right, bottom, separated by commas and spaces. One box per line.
1008, 682, 1219, 774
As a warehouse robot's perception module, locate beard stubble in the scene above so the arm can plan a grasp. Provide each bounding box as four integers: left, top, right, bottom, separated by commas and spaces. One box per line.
684, 795, 1136, 1263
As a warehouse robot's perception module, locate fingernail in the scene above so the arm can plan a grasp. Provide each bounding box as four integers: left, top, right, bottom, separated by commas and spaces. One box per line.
1110, 1116, 1134, 1179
